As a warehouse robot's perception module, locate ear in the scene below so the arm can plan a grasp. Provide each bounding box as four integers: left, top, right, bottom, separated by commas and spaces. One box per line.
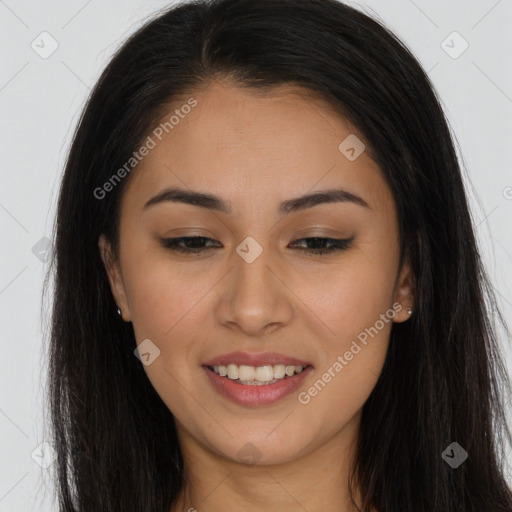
98, 234, 131, 322
392, 259, 415, 323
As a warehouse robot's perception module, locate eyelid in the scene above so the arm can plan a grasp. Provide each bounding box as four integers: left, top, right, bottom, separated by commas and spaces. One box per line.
162, 228, 214, 237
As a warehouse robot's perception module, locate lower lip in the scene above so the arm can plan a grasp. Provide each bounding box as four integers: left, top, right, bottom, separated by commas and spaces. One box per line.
202, 365, 313, 406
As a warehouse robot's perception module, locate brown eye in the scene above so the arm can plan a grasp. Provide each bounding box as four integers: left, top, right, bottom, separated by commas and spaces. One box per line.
160, 236, 222, 253
289, 236, 354, 255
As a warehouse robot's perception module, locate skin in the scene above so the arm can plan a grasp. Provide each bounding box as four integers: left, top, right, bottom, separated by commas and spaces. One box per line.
99, 78, 414, 512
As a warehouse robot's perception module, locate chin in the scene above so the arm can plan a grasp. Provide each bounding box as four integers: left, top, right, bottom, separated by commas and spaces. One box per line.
206, 429, 310, 466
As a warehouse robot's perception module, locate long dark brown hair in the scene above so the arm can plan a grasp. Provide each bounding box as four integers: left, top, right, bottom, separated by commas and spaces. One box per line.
44, 0, 512, 510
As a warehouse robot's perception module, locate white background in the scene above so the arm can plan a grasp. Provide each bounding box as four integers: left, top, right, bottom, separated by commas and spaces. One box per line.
0, 0, 511, 510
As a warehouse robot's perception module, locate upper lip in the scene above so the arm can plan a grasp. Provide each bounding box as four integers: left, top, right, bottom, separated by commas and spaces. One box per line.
203, 351, 313, 368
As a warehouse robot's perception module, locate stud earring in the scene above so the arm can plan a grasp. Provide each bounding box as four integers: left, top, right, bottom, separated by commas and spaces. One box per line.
406, 307, 413, 315
116, 307, 122, 318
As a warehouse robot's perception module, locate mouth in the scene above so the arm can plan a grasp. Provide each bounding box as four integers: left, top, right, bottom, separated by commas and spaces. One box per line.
202, 362, 314, 407
204, 363, 312, 385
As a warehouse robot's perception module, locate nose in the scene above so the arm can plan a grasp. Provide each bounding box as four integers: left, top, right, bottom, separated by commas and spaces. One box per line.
215, 242, 295, 337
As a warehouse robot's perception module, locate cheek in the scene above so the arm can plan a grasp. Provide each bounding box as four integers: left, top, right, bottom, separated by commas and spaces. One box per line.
301, 305, 393, 424
302, 255, 397, 343
123, 258, 209, 407
124, 253, 211, 340
299, 248, 396, 408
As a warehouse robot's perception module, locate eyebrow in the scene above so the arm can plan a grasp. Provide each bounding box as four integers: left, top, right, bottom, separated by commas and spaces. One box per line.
143, 186, 370, 214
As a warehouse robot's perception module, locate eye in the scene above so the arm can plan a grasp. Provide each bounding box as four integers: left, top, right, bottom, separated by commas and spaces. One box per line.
289, 236, 354, 255
160, 236, 354, 256
160, 236, 221, 253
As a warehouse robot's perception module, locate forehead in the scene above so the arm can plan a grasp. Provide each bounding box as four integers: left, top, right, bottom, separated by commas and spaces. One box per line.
120, 80, 392, 216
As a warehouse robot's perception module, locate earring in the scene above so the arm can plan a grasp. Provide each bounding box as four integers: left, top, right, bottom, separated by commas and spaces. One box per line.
116, 307, 122, 318
406, 307, 413, 315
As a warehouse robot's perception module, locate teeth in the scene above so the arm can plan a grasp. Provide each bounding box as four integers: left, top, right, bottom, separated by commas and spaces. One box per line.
285, 365, 295, 377
238, 365, 255, 380
255, 365, 273, 381
274, 364, 286, 379
216, 365, 227, 377
210, 363, 307, 383
227, 364, 239, 380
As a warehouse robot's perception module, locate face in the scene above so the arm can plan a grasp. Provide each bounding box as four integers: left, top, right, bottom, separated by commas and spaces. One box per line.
99, 80, 413, 467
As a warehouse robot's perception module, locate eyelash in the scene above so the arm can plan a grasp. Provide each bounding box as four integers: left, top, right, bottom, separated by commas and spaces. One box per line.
160, 236, 354, 255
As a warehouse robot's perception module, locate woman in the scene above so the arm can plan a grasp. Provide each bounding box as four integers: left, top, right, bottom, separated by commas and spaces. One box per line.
45, 0, 512, 510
